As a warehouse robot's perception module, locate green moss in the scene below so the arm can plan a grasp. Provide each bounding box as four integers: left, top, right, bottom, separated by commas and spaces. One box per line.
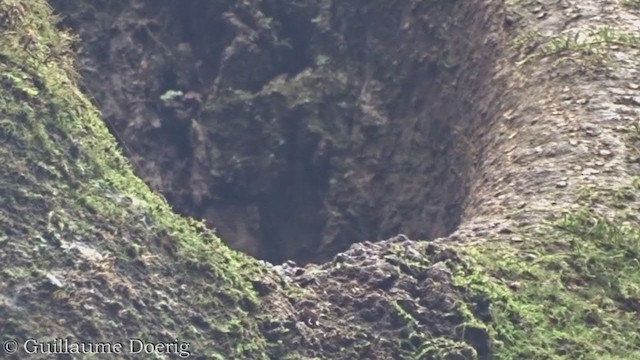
0, 0, 273, 357
453, 178, 640, 359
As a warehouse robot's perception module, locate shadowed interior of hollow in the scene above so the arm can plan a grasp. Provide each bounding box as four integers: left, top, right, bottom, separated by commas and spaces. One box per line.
51, 0, 502, 264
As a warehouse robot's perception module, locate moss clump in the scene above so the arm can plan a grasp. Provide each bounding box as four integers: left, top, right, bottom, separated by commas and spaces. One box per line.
453, 177, 640, 358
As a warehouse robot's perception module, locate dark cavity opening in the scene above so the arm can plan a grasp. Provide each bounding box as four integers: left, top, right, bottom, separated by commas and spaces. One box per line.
51, 0, 500, 264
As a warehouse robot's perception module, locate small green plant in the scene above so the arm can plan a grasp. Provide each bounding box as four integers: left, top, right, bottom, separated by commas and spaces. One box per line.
258, 16, 274, 29
315, 54, 330, 67
517, 26, 640, 66
511, 29, 542, 52
159, 89, 183, 103
629, 122, 640, 154
276, 37, 292, 49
